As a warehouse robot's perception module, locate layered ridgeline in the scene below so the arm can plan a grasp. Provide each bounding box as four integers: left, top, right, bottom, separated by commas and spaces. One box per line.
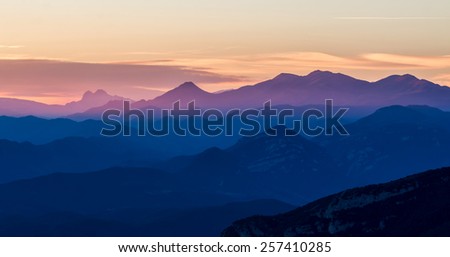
222, 167, 450, 237
2, 71, 450, 118
0, 89, 127, 117
105, 71, 450, 109
0, 71, 450, 236
0, 166, 294, 236
0, 106, 450, 236
316, 105, 450, 186
2, 105, 450, 196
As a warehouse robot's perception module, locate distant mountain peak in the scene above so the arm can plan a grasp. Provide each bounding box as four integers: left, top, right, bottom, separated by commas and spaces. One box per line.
376, 74, 425, 85
148, 82, 211, 106
177, 81, 202, 90
272, 73, 300, 80
81, 89, 110, 100
162, 82, 209, 96
63, 89, 126, 114
305, 70, 365, 84
94, 89, 108, 95
384, 74, 419, 82
306, 70, 353, 79
308, 70, 334, 76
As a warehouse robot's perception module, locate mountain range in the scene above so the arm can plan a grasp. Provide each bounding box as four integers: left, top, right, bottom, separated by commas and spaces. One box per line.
317, 105, 450, 186
2, 71, 450, 119
222, 166, 450, 236
2, 105, 450, 201
0, 89, 126, 117
0, 166, 293, 236
137, 71, 450, 109
1, 70, 450, 236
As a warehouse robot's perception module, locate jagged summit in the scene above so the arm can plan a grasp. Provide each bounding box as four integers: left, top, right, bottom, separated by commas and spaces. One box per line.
272, 73, 300, 80
81, 89, 110, 100
165, 81, 208, 94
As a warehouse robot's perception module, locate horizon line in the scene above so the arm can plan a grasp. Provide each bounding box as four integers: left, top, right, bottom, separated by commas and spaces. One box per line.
0, 70, 447, 106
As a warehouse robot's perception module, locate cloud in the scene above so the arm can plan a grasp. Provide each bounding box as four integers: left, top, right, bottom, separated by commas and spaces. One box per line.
432, 74, 450, 86
144, 52, 450, 78
0, 59, 245, 103
0, 45, 24, 49
362, 53, 450, 69
2, 52, 450, 104
335, 17, 450, 20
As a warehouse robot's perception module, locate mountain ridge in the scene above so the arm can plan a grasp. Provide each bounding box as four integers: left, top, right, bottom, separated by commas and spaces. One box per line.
222, 166, 450, 236
3, 71, 450, 118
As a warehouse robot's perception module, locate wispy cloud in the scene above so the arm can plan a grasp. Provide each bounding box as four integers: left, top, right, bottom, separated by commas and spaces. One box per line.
335, 16, 450, 20
2, 51, 450, 104
362, 53, 450, 69
0, 59, 245, 103
432, 74, 450, 86
0, 45, 24, 49
141, 52, 450, 78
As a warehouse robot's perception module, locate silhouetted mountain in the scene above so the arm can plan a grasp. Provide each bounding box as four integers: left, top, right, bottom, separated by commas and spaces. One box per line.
64, 89, 126, 113
0, 116, 104, 144
222, 167, 450, 236
135, 199, 294, 236
0, 167, 236, 214
71, 71, 450, 120
212, 71, 370, 108
151, 82, 213, 107
317, 105, 450, 185
2, 71, 450, 118
0, 137, 163, 183
0, 98, 56, 117
0, 199, 294, 237
159, 71, 450, 109
0, 165, 294, 236
163, 129, 343, 204
67, 99, 162, 121
0, 89, 127, 117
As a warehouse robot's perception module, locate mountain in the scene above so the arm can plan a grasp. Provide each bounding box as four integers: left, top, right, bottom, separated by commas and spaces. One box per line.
133, 199, 294, 236
2, 71, 450, 119
0, 98, 57, 117
162, 129, 344, 204
64, 89, 126, 113
71, 71, 450, 120
0, 121, 241, 183
0, 199, 294, 237
0, 137, 163, 183
67, 99, 161, 121
317, 105, 450, 186
0, 167, 233, 214
4, 105, 449, 197
222, 166, 450, 236
150, 82, 213, 107
215, 71, 450, 108
0, 116, 104, 144
156, 105, 450, 205
0, 89, 127, 117
213, 71, 371, 108
0, 165, 294, 236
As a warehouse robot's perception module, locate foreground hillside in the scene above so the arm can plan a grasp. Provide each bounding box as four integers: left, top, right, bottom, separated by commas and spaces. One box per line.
223, 167, 450, 236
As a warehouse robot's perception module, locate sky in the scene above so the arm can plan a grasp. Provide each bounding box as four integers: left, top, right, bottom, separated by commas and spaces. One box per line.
1, 0, 450, 104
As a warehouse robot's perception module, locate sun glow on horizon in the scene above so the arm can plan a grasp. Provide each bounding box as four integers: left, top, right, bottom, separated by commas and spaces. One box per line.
0, 0, 449, 104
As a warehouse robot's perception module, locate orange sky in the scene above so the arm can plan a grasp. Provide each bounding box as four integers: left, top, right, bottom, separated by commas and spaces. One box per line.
1, 0, 450, 104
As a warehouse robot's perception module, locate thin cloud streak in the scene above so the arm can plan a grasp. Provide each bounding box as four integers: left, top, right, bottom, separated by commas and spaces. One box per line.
143, 52, 450, 77
2, 51, 450, 104
335, 16, 450, 20
0, 45, 24, 49
0, 59, 245, 103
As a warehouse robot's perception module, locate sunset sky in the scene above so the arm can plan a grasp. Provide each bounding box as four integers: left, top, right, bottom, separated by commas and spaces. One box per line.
1, 0, 450, 104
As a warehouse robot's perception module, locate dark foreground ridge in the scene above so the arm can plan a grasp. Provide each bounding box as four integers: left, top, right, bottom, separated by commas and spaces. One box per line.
222, 167, 450, 236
